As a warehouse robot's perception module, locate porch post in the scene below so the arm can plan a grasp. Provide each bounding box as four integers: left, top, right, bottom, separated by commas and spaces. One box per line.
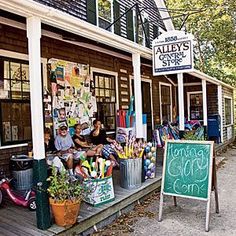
218, 85, 223, 143
202, 79, 208, 137
132, 52, 143, 138
27, 16, 51, 230
177, 73, 185, 137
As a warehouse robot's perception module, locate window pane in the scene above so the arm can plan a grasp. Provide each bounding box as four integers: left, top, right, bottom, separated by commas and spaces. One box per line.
105, 89, 110, 97
4, 61, 10, 79
99, 76, 104, 88
10, 62, 21, 80
98, 18, 112, 31
0, 80, 9, 99
98, 0, 111, 22
100, 89, 104, 97
225, 98, 232, 125
189, 93, 203, 120
21, 64, 29, 81
1, 102, 31, 144
105, 77, 110, 88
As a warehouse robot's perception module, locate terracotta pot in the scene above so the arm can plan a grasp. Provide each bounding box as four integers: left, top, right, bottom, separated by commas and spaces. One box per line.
49, 198, 81, 227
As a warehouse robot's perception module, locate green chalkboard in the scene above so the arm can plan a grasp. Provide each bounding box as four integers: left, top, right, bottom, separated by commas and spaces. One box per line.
162, 140, 214, 200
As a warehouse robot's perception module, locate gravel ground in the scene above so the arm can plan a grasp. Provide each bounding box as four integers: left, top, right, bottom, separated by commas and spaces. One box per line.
94, 148, 236, 236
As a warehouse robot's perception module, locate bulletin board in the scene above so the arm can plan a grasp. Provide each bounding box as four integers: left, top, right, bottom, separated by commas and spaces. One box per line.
47, 59, 97, 136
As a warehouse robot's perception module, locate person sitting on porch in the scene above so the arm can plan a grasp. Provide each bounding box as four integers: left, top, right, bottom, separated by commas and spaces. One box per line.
90, 119, 119, 167
54, 123, 86, 180
44, 127, 65, 173
72, 124, 103, 158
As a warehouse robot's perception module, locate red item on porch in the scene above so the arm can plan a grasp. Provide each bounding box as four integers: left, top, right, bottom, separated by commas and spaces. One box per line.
106, 165, 113, 177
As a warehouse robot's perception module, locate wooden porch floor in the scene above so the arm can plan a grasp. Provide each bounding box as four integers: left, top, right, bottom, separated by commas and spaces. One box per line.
0, 167, 162, 236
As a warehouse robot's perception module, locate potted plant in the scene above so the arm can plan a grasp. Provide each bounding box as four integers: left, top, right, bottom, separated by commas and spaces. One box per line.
47, 167, 83, 227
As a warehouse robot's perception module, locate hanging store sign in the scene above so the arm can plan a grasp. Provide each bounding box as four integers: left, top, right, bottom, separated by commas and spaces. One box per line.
153, 30, 194, 76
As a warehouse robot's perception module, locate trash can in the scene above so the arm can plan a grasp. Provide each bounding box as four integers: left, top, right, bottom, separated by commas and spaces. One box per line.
120, 158, 142, 190
10, 155, 33, 190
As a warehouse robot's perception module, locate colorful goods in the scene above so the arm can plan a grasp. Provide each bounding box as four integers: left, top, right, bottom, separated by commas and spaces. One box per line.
143, 142, 157, 179
74, 158, 113, 180
112, 137, 145, 159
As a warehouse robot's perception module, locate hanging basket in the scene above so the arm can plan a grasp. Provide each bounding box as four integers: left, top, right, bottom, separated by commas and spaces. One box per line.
49, 198, 81, 227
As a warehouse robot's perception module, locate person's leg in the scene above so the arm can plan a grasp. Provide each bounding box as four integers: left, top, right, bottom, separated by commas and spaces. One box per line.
65, 154, 74, 176
102, 145, 119, 167
52, 156, 65, 173
93, 144, 103, 156
86, 149, 96, 157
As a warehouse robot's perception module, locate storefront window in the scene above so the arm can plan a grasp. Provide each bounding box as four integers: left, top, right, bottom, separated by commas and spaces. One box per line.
98, 0, 112, 31
94, 72, 116, 131
225, 97, 232, 125
160, 84, 172, 122
188, 92, 203, 120
0, 57, 31, 145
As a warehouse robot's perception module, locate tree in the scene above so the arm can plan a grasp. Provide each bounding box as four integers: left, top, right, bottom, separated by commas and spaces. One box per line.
165, 0, 236, 85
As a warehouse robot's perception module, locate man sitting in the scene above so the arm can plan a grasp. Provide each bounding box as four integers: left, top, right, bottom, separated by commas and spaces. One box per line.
54, 123, 86, 180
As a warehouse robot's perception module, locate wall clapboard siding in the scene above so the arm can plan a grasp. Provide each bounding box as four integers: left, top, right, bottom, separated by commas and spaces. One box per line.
33, 0, 87, 20
207, 84, 218, 116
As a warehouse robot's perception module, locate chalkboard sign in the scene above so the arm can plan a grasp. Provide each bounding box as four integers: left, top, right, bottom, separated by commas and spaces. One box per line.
159, 140, 218, 232
162, 140, 213, 200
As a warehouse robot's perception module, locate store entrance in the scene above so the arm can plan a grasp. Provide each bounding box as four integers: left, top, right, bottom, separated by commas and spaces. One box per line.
131, 80, 153, 141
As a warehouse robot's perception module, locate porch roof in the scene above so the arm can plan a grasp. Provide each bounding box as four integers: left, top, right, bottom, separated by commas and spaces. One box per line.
189, 69, 234, 90
0, 0, 171, 60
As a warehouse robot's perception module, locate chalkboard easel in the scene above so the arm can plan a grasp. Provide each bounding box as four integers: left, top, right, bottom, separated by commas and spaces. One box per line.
158, 140, 219, 232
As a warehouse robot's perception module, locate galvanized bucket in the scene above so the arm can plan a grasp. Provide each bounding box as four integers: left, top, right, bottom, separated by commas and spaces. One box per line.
12, 168, 33, 190
120, 158, 142, 190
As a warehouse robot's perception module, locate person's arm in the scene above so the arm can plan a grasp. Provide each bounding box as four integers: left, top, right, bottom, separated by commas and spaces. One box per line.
54, 136, 60, 151
74, 138, 91, 148
103, 130, 116, 144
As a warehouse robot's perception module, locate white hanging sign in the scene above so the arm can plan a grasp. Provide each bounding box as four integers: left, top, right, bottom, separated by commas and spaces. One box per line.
153, 30, 194, 76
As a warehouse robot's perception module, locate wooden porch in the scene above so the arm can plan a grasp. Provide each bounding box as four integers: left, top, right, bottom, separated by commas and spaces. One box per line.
0, 167, 162, 236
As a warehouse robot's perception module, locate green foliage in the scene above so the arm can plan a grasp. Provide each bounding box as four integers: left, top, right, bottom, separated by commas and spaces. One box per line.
47, 167, 83, 203
166, 0, 236, 85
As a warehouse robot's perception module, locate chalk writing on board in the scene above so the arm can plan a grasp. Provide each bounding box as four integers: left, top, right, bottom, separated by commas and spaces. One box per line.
164, 143, 211, 199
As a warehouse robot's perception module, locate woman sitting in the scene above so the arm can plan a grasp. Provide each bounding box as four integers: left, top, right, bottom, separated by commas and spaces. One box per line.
90, 119, 119, 166
72, 124, 103, 158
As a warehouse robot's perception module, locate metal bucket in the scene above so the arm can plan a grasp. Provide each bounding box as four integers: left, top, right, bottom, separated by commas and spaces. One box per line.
10, 155, 33, 190
120, 158, 142, 190
12, 168, 33, 190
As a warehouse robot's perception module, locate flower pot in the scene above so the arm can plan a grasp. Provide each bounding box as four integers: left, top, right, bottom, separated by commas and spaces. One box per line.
49, 198, 81, 226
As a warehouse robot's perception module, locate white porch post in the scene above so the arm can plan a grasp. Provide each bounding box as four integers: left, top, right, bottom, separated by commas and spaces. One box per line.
132, 53, 143, 138
27, 16, 45, 159
218, 85, 223, 143
27, 16, 51, 230
177, 73, 185, 135
202, 79, 208, 126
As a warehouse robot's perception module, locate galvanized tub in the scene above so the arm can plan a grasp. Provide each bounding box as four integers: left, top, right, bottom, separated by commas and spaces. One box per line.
120, 158, 142, 190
